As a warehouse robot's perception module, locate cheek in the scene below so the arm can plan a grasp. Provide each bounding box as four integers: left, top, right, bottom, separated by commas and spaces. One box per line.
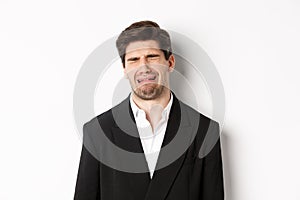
125, 67, 137, 78
157, 68, 169, 76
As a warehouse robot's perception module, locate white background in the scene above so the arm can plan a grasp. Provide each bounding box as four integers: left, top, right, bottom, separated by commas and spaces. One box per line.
1, 0, 300, 199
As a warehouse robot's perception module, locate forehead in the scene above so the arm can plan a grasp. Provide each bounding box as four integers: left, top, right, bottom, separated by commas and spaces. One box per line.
125, 40, 161, 55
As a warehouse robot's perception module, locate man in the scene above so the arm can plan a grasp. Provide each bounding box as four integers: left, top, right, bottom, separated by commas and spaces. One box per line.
74, 20, 224, 200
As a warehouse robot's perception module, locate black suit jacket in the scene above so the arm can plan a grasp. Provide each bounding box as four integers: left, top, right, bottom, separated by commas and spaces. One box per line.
74, 94, 224, 200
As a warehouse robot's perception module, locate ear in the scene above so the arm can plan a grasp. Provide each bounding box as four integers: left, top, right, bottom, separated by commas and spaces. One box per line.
167, 54, 175, 72
123, 67, 128, 79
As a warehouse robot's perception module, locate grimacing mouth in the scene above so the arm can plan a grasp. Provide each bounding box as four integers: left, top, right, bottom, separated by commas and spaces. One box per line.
136, 74, 157, 84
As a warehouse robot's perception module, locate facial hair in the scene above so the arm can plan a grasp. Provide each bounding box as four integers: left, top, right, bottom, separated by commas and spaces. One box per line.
133, 82, 165, 100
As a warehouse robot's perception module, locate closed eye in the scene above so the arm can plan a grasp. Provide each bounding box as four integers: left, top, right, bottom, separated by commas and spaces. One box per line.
146, 54, 160, 59
126, 54, 160, 63
127, 57, 139, 62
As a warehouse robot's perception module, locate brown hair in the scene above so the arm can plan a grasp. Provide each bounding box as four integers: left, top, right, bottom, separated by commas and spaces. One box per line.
116, 20, 173, 68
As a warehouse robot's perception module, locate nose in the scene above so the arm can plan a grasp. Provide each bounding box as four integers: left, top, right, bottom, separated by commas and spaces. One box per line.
138, 55, 151, 73
140, 55, 148, 65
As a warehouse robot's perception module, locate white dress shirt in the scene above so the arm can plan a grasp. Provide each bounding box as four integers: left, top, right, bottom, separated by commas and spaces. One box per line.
130, 93, 173, 179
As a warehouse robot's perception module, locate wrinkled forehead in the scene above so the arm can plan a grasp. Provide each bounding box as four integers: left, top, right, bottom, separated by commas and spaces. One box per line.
125, 40, 161, 55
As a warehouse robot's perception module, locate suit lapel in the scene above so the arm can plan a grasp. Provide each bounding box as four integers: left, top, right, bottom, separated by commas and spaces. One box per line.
110, 96, 151, 200
110, 94, 194, 200
144, 95, 194, 200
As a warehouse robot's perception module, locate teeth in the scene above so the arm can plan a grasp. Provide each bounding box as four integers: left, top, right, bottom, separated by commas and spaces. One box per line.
137, 76, 156, 83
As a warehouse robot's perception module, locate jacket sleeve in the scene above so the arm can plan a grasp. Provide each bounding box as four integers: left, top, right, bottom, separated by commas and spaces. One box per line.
200, 123, 224, 200
74, 124, 100, 200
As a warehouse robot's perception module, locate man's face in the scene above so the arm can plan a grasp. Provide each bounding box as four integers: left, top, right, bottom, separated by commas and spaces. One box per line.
124, 40, 175, 100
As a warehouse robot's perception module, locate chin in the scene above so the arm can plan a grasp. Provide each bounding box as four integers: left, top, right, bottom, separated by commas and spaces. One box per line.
134, 85, 164, 100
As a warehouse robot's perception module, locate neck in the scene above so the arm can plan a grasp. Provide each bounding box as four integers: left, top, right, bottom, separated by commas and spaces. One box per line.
132, 89, 171, 132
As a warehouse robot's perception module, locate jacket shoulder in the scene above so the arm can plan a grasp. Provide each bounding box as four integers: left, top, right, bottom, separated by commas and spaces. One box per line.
178, 100, 219, 127
83, 97, 128, 130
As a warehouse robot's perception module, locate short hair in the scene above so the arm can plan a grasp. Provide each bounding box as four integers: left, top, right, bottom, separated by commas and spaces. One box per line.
116, 20, 173, 68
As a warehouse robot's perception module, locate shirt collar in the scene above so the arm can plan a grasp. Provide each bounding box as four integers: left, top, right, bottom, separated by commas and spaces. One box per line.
130, 92, 173, 120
